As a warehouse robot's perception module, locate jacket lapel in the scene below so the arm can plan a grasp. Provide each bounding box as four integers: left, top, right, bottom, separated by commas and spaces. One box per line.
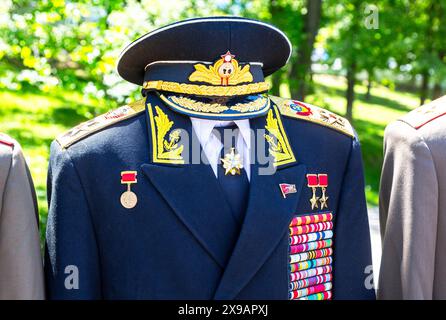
214, 107, 306, 299
141, 95, 240, 269
141, 163, 240, 269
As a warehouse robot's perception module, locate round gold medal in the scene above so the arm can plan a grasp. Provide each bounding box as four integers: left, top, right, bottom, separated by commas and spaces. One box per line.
120, 191, 138, 209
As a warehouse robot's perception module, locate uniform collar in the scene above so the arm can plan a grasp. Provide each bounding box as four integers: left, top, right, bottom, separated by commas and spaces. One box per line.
190, 117, 251, 150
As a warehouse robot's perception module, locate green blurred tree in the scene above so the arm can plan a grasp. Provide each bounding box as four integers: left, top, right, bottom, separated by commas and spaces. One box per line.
224, 0, 305, 97
2, 0, 444, 114
396, 0, 446, 105
323, 0, 401, 120
0, 0, 231, 104
289, 0, 322, 101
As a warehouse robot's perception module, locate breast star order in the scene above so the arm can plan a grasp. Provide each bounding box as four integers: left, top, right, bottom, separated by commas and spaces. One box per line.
221, 147, 243, 175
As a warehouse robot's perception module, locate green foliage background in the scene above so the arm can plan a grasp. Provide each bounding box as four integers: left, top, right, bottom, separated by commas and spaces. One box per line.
0, 0, 445, 240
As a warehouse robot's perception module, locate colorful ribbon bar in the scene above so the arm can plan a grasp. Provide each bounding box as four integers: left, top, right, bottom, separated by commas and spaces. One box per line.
289, 212, 333, 227
289, 257, 332, 273
289, 230, 333, 245
289, 282, 332, 300
289, 248, 333, 264
290, 239, 332, 254
288, 212, 334, 300
290, 265, 332, 282
289, 273, 333, 291
289, 221, 333, 236
298, 290, 332, 300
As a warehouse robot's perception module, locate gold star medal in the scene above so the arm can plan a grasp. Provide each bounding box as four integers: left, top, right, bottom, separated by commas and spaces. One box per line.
306, 174, 320, 210
120, 171, 138, 209
318, 174, 329, 209
221, 147, 243, 175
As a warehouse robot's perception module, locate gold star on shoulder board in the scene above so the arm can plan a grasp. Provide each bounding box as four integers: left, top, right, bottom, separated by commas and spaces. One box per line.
221, 147, 243, 175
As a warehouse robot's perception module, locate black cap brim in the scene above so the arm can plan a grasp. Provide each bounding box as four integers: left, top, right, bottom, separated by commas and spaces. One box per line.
117, 16, 292, 85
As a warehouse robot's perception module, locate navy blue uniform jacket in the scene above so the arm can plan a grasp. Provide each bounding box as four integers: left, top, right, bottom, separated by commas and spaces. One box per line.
45, 95, 375, 300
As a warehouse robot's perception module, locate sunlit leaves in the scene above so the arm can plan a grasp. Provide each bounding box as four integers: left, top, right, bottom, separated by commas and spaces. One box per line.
2, 0, 445, 103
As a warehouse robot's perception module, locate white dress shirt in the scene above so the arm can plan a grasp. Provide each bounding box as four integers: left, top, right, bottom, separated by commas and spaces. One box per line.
190, 117, 251, 181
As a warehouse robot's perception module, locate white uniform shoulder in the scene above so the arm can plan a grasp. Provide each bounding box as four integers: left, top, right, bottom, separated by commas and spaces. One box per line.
0, 134, 18, 169
0, 133, 15, 151
384, 120, 425, 149
269, 96, 355, 138
399, 95, 446, 130
56, 98, 146, 149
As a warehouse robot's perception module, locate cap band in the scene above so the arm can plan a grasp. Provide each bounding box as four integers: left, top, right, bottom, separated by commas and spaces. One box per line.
143, 51, 269, 97
143, 80, 270, 97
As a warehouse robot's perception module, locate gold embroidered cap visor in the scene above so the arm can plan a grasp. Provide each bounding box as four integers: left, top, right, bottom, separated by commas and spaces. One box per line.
158, 92, 271, 120
116, 16, 292, 86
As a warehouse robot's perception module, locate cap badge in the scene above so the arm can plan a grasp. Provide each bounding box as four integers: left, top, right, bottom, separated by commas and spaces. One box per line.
189, 51, 253, 86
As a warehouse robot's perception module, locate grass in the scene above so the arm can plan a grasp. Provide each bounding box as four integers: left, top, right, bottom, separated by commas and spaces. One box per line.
305, 74, 420, 205
0, 89, 110, 241
0, 75, 421, 244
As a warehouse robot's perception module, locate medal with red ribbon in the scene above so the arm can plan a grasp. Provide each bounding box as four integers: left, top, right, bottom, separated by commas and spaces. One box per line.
318, 174, 329, 209
120, 171, 138, 209
306, 174, 320, 210
306, 173, 329, 210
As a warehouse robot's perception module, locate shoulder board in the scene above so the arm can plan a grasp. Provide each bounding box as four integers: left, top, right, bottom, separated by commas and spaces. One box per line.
56, 98, 146, 149
399, 95, 446, 129
270, 96, 355, 138
0, 133, 14, 149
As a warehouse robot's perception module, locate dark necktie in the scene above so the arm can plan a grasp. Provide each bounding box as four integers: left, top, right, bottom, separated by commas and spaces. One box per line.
213, 125, 250, 225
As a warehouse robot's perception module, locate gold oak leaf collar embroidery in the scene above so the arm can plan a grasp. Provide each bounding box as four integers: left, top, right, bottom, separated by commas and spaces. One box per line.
264, 106, 296, 167
147, 103, 184, 164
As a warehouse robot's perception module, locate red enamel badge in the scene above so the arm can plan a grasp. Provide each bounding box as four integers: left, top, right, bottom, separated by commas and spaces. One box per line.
121, 171, 137, 184
306, 174, 319, 187
279, 183, 297, 198
318, 174, 328, 187
288, 100, 313, 116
